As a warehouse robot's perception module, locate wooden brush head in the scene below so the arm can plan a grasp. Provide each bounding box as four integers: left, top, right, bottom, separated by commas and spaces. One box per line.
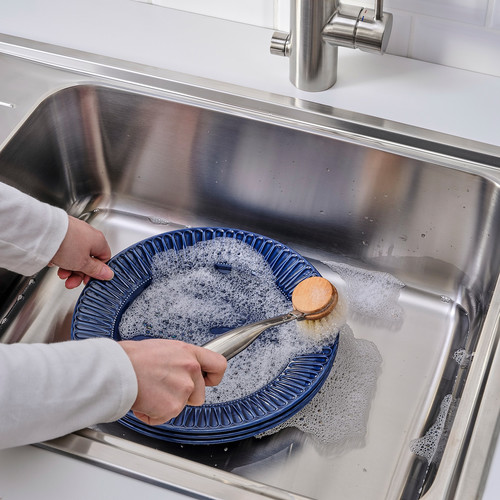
291, 276, 338, 320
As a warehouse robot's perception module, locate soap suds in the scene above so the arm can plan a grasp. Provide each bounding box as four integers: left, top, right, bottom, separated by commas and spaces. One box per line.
258, 324, 382, 451
324, 261, 405, 330
453, 348, 471, 368
409, 349, 469, 464
119, 238, 331, 403
410, 394, 457, 464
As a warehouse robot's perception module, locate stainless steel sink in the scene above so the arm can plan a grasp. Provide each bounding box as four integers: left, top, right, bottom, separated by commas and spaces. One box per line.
1, 36, 500, 500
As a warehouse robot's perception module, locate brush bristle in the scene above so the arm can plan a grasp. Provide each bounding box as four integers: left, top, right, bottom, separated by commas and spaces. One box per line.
296, 293, 348, 342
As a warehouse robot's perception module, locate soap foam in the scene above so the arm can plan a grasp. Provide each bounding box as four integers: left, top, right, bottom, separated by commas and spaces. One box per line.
410, 394, 457, 464
258, 324, 382, 451
453, 348, 471, 368
324, 261, 405, 330
119, 238, 327, 403
409, 350, 468, 464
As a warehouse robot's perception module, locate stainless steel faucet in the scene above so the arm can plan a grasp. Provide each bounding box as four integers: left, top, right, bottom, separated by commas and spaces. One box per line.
271, 0, 393, 91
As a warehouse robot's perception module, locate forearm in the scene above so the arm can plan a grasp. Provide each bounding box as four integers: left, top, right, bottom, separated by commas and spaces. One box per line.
0, 182, 68, 275
0, 338, 138, 450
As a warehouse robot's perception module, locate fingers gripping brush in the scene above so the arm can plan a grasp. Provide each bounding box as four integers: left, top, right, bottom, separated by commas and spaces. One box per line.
202, 276, 341, 361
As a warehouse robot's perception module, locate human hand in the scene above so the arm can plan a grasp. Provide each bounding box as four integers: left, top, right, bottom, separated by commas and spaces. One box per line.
50, 216, 114, 289
119, 339, 227, 426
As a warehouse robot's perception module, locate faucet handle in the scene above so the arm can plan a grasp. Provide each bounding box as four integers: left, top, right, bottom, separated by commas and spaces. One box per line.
270, 31, 291, 57
323, 4, 393, 54
355, 7, 393, 54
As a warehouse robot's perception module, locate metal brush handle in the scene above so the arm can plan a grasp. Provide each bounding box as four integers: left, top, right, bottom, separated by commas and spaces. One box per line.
202, 310, 304, 361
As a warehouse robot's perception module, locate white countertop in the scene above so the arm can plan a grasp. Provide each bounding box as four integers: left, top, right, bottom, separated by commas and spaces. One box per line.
1, 1, 500, 499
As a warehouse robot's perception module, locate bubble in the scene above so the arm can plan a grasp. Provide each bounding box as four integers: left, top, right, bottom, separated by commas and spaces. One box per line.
410, 394, 457, 464
453, 348, 471, 368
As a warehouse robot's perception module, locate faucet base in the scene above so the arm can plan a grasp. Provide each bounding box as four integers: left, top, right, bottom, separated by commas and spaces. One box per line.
289, 0, 338, 92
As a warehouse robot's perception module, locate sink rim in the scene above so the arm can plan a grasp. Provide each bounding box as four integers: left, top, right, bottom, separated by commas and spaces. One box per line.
1, 34, 499, 179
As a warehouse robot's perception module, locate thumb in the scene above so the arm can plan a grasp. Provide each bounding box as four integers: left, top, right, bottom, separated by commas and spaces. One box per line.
80, 257, 114, 281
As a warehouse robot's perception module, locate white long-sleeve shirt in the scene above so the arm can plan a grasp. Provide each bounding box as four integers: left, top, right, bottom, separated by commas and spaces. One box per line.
0, 183, 138, 449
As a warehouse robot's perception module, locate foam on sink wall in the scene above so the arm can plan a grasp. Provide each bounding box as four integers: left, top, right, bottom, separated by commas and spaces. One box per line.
135, 0, 500, 78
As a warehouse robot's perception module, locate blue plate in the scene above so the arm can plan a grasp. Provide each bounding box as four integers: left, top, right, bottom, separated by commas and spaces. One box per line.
72, 227, 338, 443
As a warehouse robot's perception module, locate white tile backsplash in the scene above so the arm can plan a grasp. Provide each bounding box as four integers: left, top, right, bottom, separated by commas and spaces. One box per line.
274, 0, 290, 31
411, 16, 500, 76
492, 0, 500, 29
385, 10, 412, 57
314, 0, 486, 24
136, 0, 500, 78
386, 0, 489, 25
140, 0, 274, 28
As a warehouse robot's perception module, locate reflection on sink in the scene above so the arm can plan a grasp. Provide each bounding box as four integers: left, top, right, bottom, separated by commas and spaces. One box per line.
1, 83, 499, 499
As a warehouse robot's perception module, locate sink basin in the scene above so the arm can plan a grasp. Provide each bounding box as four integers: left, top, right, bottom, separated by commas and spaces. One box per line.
1, 45, 500, 500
